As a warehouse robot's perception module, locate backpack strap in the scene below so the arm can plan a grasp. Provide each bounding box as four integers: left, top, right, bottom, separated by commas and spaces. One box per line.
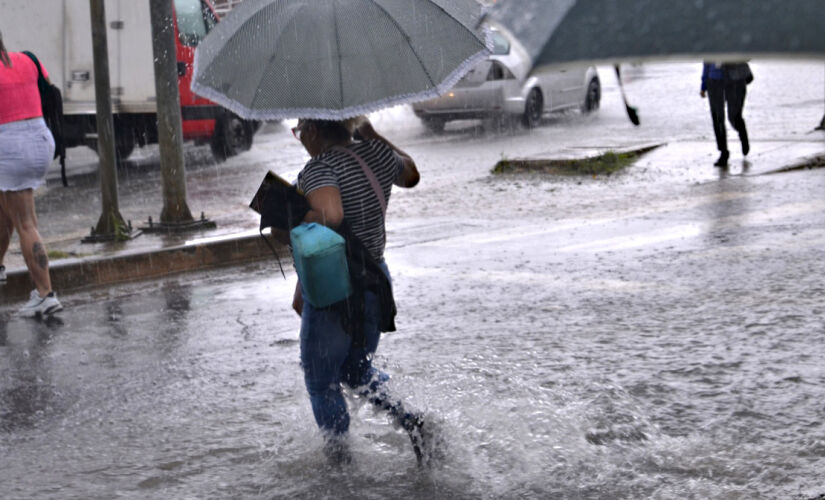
21, 51, 47, 87
21, 50, 68, 187
331, 145, 387, 216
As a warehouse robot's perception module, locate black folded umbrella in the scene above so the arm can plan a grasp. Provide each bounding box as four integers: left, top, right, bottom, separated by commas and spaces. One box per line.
249, 171, 310, 231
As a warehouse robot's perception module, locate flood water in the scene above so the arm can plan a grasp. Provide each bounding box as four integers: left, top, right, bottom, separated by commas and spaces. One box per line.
3, 162, 825, 498
2, 61, 825, 499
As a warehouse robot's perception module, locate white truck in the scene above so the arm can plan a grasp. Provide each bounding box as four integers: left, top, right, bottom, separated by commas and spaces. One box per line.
0, 0, 257, 161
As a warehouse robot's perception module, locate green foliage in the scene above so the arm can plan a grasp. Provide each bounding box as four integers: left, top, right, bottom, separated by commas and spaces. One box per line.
47, 250, 87, 260
491, 145, 661, 177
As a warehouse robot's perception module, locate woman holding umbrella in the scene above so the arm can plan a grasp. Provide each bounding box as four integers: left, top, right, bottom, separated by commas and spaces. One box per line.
291, 117, 427, 464
191, 0, 487, 464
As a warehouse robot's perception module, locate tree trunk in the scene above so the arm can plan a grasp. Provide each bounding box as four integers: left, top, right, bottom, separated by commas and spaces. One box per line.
90, 0, 126, 236
149, 0, 194, 224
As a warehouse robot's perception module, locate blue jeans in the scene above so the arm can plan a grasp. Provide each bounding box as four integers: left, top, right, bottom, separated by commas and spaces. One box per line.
300, 262, 415, 435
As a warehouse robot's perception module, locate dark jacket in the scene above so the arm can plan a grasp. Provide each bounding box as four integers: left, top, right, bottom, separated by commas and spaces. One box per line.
331, 221, 397, 347
701, 63, 724, 91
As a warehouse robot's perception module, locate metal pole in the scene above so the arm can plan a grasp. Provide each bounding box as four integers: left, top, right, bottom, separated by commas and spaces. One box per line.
149, 0, 194, 224
89, 0, 127, 237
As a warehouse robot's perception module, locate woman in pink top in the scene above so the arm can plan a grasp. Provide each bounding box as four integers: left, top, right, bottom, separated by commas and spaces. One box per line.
0, 29, 62, 317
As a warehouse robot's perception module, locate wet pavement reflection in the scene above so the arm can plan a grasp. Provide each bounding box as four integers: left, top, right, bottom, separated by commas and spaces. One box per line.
0, 319, 61, 433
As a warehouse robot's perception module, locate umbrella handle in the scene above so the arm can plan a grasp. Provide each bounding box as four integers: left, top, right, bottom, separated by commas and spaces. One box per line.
614, 65, 640, 126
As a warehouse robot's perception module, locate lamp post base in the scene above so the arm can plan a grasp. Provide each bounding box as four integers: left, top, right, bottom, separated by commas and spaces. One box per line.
139, 213, 217, 234
82, 220, 142, 243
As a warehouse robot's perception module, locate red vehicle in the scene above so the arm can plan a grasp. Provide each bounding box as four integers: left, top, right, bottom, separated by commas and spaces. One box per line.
1, 0, 257, 162
171, 0, 257, 161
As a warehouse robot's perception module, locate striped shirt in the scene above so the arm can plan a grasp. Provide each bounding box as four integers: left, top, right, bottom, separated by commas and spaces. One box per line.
297, 140, 404, 260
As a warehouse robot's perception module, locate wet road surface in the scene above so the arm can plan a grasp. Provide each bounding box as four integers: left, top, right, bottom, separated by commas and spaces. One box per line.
3, 159, 825, 498
2, 61, 825, 498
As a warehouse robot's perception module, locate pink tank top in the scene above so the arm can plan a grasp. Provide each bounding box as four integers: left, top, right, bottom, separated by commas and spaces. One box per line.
0, 52, 48, 125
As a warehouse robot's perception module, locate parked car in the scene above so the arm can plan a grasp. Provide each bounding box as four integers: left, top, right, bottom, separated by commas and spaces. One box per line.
411, 23, 601, 132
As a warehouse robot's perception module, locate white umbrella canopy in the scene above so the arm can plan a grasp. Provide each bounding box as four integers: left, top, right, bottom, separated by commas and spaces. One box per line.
487, 0, 825, 69
192, 0, 490, 120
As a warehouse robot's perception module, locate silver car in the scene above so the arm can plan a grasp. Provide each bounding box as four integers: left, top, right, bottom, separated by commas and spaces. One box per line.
412, 24, 601, 132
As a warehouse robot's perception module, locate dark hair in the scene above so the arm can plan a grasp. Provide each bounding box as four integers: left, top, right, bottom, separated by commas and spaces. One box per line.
303, 119, 351, 143
0, 30, 10, 68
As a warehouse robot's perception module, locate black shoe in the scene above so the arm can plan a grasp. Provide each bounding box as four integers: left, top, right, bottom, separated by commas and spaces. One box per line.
405, 415, 445, 467
714, 151, 729, 167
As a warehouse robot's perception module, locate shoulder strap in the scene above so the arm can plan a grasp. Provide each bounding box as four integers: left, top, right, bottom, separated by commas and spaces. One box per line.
331, 145, 387, 216
21, 51, 46, 84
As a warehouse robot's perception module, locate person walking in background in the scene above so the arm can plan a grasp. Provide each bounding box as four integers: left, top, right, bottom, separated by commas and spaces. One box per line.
701, 61, 752, 167
0, 29, 62, 317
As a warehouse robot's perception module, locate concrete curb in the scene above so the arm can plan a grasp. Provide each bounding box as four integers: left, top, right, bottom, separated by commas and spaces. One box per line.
0, 234, 288, 302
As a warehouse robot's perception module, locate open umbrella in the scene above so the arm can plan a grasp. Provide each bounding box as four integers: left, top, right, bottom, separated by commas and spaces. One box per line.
192, 0, 490, 120
487, 0, 825, 68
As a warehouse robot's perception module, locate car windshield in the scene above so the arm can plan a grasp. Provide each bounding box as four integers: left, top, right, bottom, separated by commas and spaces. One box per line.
175, 0, 217, 47
490, 31, 510, 56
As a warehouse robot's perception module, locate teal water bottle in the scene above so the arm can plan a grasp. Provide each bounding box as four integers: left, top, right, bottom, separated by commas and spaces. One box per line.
290, 223, 353, 307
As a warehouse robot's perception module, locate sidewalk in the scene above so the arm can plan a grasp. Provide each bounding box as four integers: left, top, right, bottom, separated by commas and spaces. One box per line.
1, 137, 823, 303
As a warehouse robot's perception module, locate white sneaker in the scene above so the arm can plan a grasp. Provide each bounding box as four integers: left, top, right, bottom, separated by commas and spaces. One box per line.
18, 289, 63, 318
0, 265, 6, 283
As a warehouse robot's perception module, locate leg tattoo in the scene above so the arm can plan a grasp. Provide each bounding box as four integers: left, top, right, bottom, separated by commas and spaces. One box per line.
32, 242, 48, 270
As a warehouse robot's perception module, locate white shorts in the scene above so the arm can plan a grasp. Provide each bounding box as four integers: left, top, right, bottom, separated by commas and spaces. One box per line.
0, 118, 55, 191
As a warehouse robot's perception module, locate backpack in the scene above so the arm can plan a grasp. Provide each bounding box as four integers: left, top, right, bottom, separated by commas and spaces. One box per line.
724, 63, 754, 85
22, 51, 67, 187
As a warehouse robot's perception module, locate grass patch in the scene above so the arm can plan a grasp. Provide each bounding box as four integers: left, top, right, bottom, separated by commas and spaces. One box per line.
492, 145, 661, 176
47, 250, 86, 260
774, 154, 825, 174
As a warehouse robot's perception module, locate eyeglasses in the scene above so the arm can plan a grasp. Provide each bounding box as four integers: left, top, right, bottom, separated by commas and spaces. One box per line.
291, 122, 304, 141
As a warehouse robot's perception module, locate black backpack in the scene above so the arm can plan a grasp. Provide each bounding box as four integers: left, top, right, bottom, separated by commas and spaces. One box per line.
22, 51, 67, 187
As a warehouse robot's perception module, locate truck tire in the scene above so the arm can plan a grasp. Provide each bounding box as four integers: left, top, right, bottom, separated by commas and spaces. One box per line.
115, 131, 136, 161
421, 117, 445, 134
210, 113, 254, 162
88, 130, 136, 163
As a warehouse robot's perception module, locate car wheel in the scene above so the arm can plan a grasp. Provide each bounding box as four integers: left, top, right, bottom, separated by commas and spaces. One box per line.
421, 118, 446, 134
211, 113, 254, 162
522, 88, 543, 128
583, 77, 601, 113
